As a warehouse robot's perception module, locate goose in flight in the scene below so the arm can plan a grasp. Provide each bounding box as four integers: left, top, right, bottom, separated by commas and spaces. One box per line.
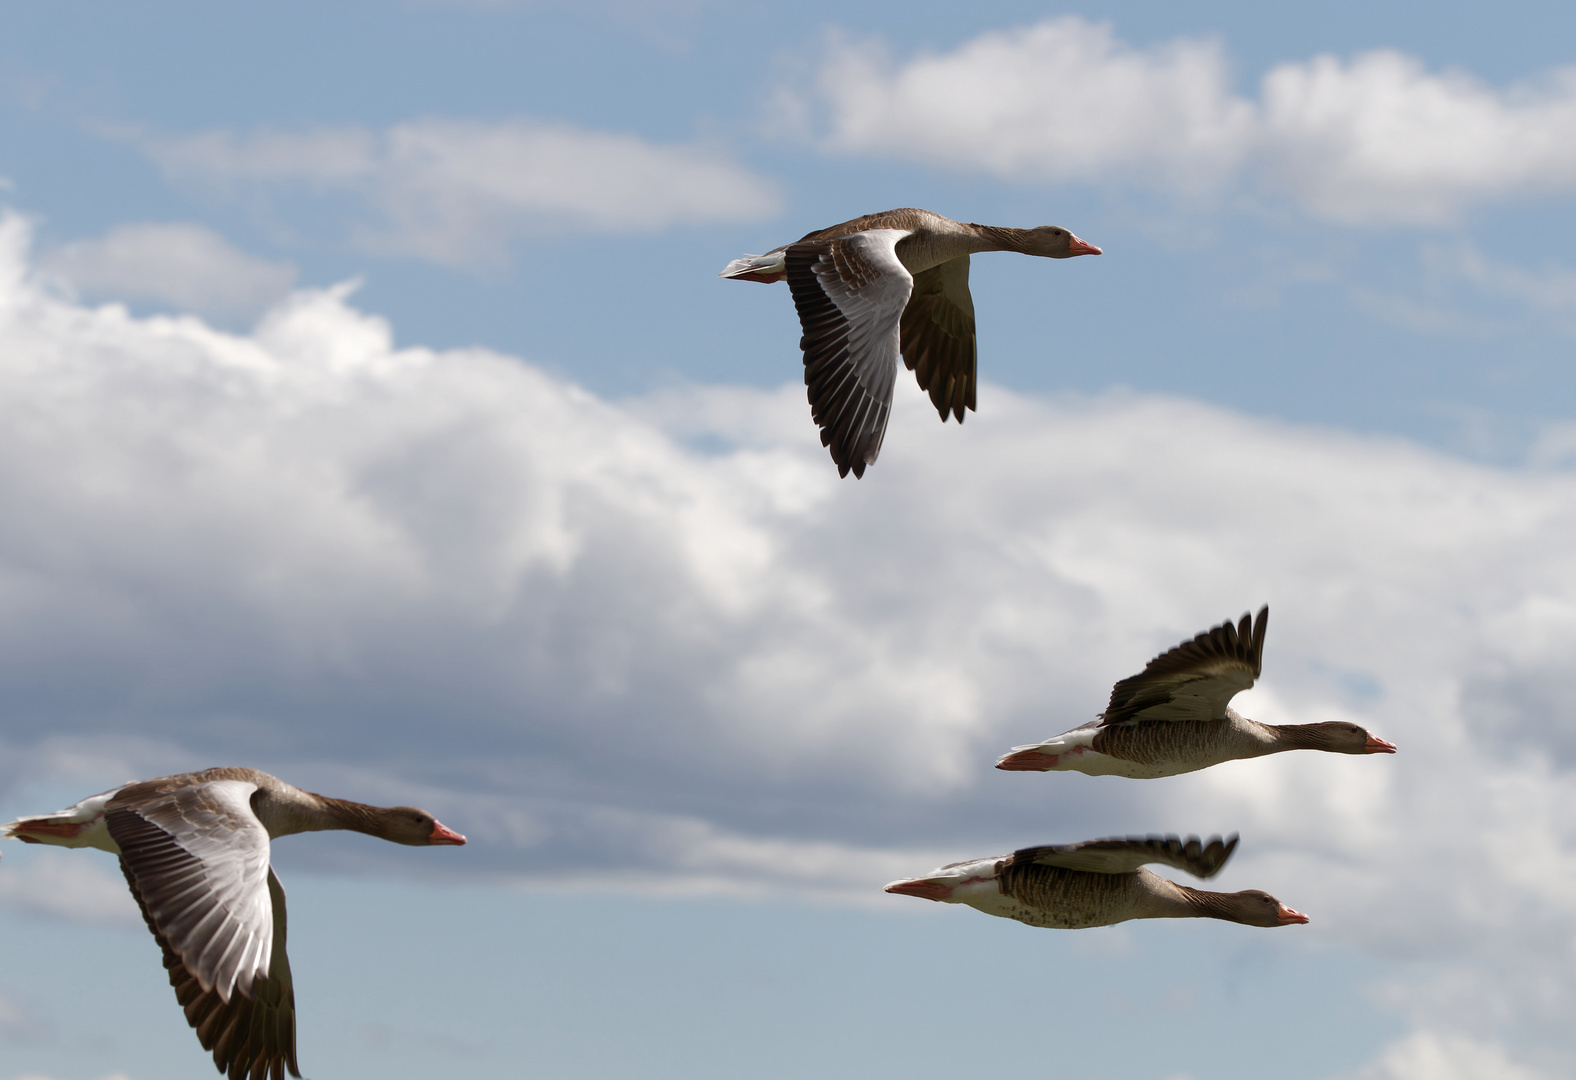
996, 606, 1397, 778
2, 766, 467, 1080
885, 834, 1308, 929
720, 208, 1101, 477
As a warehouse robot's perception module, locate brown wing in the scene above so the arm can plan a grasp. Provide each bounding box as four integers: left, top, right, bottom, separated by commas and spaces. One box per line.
1007, 834, 1238, 879
109, 796, 299, 1079
900, 256, 977, 423
122, 863, 300, 1080
1100, 607, 1268, 726
785, 230, 913, 478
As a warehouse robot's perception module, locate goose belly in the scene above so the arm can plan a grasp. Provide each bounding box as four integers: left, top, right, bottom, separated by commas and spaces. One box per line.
969, 868, 1142, 929
1077, 721, 1248, 778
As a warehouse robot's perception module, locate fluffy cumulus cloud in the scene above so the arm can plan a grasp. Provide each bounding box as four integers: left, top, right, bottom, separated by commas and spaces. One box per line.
37, 222, 297, 322
806, 17, 1576, 224
0, 208, 1575, 1070
142, 118, 781, 266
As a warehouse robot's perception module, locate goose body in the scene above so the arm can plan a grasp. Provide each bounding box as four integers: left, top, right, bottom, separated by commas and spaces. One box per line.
720, 208, 1101, 477
2, 766, 466, 1080
885, 834, 1308, 930
996, 607, 1397, 778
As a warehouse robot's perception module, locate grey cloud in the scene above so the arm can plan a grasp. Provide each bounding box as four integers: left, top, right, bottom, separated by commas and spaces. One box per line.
37, 222, 297, 322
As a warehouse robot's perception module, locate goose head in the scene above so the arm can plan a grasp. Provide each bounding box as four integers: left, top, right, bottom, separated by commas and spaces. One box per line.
1020, 226, 1102, 258
1297, 721, 1398, 755
1214, 889, 1310, 927
373, 806, 468, 846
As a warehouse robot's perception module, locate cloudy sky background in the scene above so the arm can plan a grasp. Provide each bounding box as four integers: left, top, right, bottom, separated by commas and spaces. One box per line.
3, 2, 1576, 1078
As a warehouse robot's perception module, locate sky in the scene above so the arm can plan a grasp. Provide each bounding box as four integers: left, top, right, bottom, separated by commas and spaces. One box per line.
2, 2, 1576, 1078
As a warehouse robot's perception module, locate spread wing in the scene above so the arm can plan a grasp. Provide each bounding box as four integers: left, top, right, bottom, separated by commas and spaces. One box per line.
900, 256, 977, 423
785, 229, 914, 478
1100, 606, 1268, 726
1007, 834, 1238, 879
107, 778, 298, 1078
123, 860, 300, 1080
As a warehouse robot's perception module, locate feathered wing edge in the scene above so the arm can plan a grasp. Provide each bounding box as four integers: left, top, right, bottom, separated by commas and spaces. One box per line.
1007, 834, 1240, 880
113, 812, 299, 1080
1101, 606, 1269, 726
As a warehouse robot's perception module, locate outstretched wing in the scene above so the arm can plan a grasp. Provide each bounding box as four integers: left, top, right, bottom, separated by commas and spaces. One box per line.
1007, 834, 1238, 879
123, 859, 300, 1080
900, 256, 977, 424
107, 778, 298, 1078
107, 779, 274, 1001
786, 229, 914, 478
1100, 607, 1268, 726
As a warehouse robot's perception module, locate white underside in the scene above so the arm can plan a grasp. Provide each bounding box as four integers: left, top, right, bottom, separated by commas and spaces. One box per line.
0, 787, 124, 853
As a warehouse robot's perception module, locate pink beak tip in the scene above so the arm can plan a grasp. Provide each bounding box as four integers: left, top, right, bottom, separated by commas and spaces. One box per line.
1278, 906, 1311, 925
430, 821, 468, 846
1366, 735, 1399, 754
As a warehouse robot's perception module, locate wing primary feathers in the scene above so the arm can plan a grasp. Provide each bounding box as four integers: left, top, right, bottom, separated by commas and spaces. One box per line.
1009, 834, 1239, 879
1099, 606, 1270, 726
784, 234, 909, 478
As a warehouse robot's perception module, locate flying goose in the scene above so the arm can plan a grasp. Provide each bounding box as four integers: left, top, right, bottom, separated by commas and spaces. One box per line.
996, 606, 1397, 778
720, 208, 1101, 477
2, 767, 467, 1080
885, 834, 1308, 929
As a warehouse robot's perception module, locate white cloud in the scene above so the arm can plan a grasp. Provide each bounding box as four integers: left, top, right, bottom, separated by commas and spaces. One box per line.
37, 222, 297, 321
144, 118, 782, 266
3, 209, 1576, 1058
805, 17, 1576, 223
814, 20, 1251, 191
1334, 1031, 1546, 1080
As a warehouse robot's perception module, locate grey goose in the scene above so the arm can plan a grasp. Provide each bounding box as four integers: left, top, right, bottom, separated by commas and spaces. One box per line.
996, 606, 1397, 778
885, 834, 1308, 929
2, 766, 467, 1080
720, 208, 1101, 477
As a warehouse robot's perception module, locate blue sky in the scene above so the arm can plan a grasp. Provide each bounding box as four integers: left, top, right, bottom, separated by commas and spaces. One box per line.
3, 3, 1576, 1079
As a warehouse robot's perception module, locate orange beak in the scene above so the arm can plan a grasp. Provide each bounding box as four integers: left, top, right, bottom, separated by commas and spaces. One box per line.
1276, 904, 1310, 925
1067, 233, 1102, 256
429, 820, 467, 845
1364, 735, 1398, 754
